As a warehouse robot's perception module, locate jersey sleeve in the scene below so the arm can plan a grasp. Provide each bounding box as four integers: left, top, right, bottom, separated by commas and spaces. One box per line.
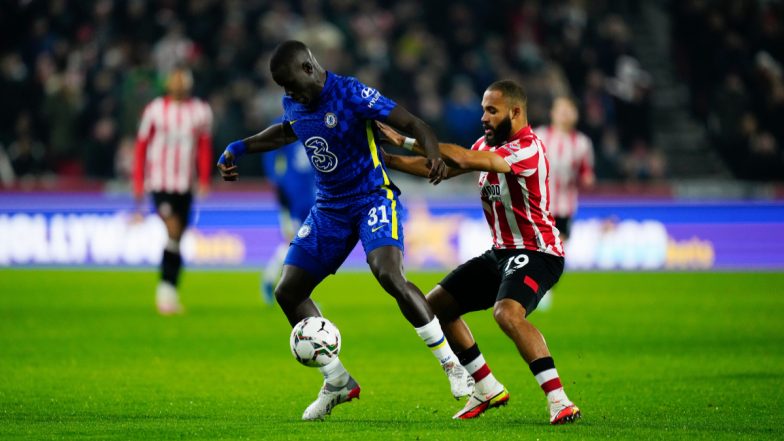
345, 77, 396, 121
578, 134, 595, 179
494, 141, 540, 177
136, 100, 156, 141
196, 101, 214, 188
199, 101, 213, 134
133, 100, 157, 196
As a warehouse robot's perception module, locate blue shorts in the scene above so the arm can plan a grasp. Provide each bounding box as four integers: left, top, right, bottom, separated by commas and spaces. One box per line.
284, 188, 406, 282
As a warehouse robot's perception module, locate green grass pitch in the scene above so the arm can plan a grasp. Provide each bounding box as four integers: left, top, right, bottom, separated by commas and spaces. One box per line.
1, 270, 782, 440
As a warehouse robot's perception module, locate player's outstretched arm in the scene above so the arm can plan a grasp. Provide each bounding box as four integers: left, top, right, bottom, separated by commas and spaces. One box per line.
383, 106, 447, 184
217, 122, 298, 181
377, 122, 510, 174
434, 143, 512, 174
382, 150, 467, 182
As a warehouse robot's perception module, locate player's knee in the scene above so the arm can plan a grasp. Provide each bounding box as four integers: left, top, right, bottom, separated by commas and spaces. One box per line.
377, 269, 406, 295
274, 279, 296, 305
426, 288, 459, 322
493, 300, 525, 330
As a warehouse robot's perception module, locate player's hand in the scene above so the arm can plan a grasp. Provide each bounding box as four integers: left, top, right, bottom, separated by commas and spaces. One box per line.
217, 150, 239, 181
379, 147, 391, 164
426, 157, 448, 185
376, 121, 404, 146
130, 191, 146, 224
197, 182, 210, 198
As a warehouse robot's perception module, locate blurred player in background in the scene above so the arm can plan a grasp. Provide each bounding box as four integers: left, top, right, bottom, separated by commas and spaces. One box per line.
133, 67, 213, 315
381, 80, 581, 425
260, 123, 315, 304
535, 97, 595, 310
217, 41, 472, 420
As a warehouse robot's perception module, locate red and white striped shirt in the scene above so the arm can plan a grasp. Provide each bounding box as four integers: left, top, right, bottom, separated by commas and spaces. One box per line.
133, 96, 213, 195
534, 126, 594, 217
472, 126, 564, 257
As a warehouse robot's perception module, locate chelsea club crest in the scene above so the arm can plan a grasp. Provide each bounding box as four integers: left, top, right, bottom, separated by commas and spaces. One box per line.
324, 112, 337, 128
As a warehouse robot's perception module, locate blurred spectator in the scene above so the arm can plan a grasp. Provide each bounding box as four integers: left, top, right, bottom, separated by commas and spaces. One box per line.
8, 113, 47, 179
2, 0, 659, 186
672, 0, 784, 181
442, 77, 483, 147
606, 55, 652, 148
85, 115, 118, 178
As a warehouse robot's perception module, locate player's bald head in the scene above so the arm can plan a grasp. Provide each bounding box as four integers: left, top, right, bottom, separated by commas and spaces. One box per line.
486, 80, 527, 110
270, 41, 312, 75
269, 40, 326, 105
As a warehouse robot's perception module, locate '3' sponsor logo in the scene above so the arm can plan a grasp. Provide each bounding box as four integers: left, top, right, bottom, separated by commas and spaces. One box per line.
304, 136, 338, 173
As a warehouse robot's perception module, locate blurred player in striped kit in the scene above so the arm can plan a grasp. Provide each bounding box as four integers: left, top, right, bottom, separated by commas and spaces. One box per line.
260, 121, 315, 304
535, 97, 594, 310
133, 67, 213, 315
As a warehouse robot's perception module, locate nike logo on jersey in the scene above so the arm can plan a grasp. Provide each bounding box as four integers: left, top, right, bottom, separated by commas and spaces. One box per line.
371, 225, 384, 233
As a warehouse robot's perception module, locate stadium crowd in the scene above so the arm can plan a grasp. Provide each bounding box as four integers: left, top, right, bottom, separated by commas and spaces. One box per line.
672, 0, 784, 181
0, 0, 658, 187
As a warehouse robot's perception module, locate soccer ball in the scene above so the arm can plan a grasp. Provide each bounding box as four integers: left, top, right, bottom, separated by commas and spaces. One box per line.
289, 317, 341, 367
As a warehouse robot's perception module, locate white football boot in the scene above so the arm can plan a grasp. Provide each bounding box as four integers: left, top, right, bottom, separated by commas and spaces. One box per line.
453, 384, 509, 419
549, 398, 581, 425
302, 376, 361, 421
442, 360, 475, 399
156, 281, 183, 315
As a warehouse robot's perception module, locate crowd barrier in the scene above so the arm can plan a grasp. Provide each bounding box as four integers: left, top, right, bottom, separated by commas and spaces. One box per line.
1, 192, 782, 271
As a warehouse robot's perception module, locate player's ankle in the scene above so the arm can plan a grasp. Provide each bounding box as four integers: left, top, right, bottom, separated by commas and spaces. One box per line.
474, 377, 503, 396
547, 387, 570, 405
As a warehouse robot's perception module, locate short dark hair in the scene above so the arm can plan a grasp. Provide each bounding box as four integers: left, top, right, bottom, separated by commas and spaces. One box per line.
487, 79, 527, 109
270, 40, 309, 72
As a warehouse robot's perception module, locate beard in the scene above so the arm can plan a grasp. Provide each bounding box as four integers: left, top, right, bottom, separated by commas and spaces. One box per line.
484, 116, 513, 146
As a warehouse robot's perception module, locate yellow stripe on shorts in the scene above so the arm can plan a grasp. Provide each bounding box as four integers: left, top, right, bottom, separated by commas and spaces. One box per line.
366, 121, 398, 240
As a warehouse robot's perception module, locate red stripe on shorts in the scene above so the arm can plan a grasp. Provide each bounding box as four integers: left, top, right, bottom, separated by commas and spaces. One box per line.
524, 275, 539, 293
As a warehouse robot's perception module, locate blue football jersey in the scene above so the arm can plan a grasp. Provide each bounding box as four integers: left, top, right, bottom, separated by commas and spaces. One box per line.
281, 72, 397, 201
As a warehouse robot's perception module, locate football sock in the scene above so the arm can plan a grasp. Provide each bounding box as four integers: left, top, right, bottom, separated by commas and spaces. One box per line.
319, 357, 350, 388
264, 243, 288, 286
414, 317, 459, 365
456, 343, 502, 396
161, 239, 182, 286
529, 356, 570, 405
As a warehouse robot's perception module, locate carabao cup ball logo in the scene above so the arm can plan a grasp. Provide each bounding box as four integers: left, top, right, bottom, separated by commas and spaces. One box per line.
304, 136, 338, 172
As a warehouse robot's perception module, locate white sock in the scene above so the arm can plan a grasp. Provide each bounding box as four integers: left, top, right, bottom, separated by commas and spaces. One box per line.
534, 366, 571, 405
415, 317, 458, 365
462, 353, 502, 396
165, 238, 180, 253
319, 357, 349, 388
264, 243, 288, 284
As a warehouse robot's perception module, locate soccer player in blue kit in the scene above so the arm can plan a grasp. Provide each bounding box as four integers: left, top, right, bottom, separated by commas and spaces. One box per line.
217, 41, 473, 420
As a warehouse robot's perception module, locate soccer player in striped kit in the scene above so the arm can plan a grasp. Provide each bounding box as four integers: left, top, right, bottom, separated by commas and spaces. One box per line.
534, 96, 595, 310
133, 67, 213, 315
535, 96, 595, 243
381, 80, 581, 424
